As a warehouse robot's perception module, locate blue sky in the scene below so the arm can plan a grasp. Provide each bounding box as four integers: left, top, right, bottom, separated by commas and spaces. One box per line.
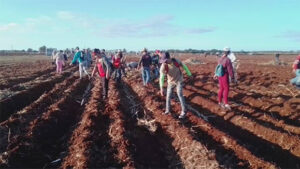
0, 0, 300, 51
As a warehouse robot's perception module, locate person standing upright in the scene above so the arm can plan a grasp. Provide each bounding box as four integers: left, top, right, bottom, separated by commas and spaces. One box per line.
214, 48, 235, 110
138, 48, 152, 86
90, 49, 112, 99
224, 47, 238, 83
151, 50, 160, 80
275, 53, 280, 65
53, 50, 65, 74
70, 47, 90, 79
112, 50, 123, 83
85, 49, 93, 68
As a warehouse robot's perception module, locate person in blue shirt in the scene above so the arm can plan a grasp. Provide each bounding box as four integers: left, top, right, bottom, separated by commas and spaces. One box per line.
70, 47, 90, 79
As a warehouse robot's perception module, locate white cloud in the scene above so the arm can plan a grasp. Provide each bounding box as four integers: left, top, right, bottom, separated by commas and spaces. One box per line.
96, 15, 214, 38
57, 11, 75, 20
0, 23, 18, 31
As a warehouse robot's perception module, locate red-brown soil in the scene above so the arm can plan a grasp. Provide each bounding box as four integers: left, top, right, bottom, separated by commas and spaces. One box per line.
0, 54, 299, 168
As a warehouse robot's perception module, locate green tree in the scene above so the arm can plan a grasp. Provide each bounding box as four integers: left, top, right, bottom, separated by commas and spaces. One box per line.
39, 45, 46, 53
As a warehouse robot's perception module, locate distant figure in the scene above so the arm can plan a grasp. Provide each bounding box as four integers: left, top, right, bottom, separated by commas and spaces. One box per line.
290, 55, 300, 89
120, 52, 127, 77
126, 62, 138, 70
215, 52, 221, 59
52, 50, 57, 59
275, 53, 280, 65
85, 49, 92, 68
51, 50, 57, 65
53, 50, 65, 74
63, 51, 68, 61
138, 48, 152, 86
224, 47, 238, 83
70, 47, 90, 79
151, 51, 160, 79
112, 50, 123, 83
204, 52, 209, 57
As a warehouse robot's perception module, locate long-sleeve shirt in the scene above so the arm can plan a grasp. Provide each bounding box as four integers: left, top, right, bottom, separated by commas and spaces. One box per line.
53, 53, 64, 62
159, 59, 192, 88
227, 52, 237, 63
293, 59, 300, 70
138, 54, 152, 68
218, 56, 234, 79
86, 52, 92, 62
71, 51, 84, 64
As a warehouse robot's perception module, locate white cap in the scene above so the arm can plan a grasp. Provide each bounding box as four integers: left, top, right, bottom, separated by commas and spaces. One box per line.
224, 47, 230, 52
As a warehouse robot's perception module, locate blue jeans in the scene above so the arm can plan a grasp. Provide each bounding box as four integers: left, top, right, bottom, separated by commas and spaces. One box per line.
290, 69, 300, 86
153, 67, 159, 79
142, 67, 150, 85
166, 82, 186, 114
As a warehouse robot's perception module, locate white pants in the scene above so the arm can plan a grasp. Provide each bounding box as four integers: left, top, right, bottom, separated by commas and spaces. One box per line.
79, 61, 89, 78
231, 62, 238, 83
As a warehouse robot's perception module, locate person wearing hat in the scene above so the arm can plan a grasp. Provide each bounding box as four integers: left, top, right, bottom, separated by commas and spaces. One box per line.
214, 48, 235, 110
159, 52, 192, 119
224, 47, 238, 83
90, 48, 112, 99
70, 47, 90, 79
290, 55, 300, 89
53, 50, 65, 74
137, 48, 152, 86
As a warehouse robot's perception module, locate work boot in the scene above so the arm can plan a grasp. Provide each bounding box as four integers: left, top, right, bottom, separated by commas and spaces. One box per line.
218, 103, 225, 108
178, 111, 186, 119
163, 111, 170, 115
224, 104, 231, 110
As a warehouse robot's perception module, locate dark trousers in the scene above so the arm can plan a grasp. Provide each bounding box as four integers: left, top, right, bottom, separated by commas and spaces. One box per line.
101, 77, 109, 97
114, 68, 122, 83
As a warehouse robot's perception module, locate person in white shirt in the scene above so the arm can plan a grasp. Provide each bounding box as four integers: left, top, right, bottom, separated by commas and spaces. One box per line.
224, 47, 238, 83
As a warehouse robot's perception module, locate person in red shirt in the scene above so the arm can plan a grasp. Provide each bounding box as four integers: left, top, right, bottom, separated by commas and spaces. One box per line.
290, 55, 300, 89
90, 48, 112, 99
214, 48, 235, 110
112, 50, 123, 83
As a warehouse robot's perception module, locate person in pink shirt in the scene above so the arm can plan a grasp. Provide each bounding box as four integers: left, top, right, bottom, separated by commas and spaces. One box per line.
214, 47, 235, 110
53, 50, 65, 74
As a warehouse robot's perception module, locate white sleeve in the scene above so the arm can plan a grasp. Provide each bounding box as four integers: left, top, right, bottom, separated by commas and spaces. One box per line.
229, 53, 236, 62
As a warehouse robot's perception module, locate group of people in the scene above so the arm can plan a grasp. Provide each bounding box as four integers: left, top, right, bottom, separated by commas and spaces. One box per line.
51, 46, 299, 119
52, 48, 93, 74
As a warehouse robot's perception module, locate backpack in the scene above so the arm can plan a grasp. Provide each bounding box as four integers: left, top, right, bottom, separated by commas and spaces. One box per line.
215, 64, 225, 77
80, 51, 85, 61
165, 58, 181, 73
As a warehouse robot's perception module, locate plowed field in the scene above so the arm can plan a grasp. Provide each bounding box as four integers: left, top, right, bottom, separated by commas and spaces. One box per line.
0, 54, 300, 168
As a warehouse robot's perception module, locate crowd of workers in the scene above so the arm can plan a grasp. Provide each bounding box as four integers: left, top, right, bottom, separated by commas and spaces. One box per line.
52, 47, 300, 119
